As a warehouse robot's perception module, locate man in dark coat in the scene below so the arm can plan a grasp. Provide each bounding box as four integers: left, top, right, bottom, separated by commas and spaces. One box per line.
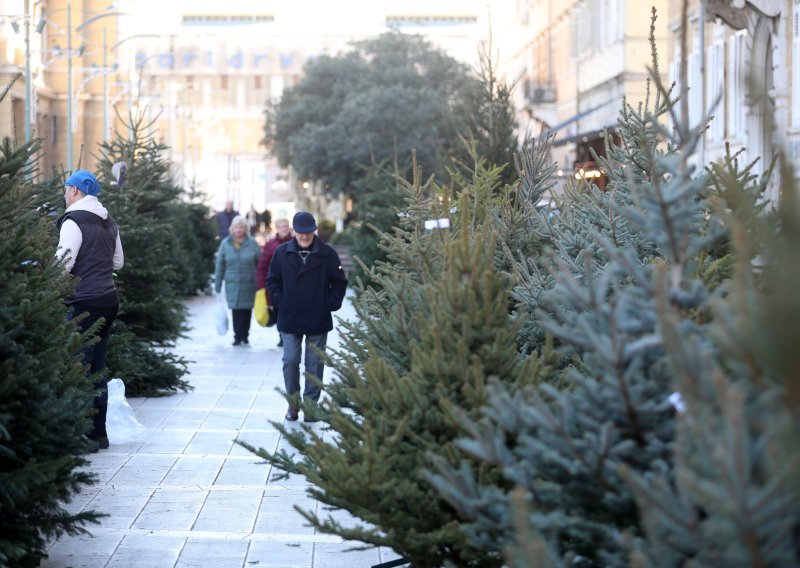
266, 211, 348, 422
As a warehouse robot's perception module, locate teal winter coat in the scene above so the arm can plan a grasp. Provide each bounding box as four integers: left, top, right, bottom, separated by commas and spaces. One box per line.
214, 236, 261, 309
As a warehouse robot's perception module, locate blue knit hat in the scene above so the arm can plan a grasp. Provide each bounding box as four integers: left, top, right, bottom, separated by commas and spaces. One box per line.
292, 211, 317, 233
65, 170, 100, 196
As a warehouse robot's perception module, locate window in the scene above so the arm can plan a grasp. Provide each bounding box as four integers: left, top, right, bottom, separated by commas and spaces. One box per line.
728, 29, 747, 138
668, 44, 682, 130
688, 35, 703, 128
384, 15, 477, 27
182, 14, 274, 26
707, 26, 725, 141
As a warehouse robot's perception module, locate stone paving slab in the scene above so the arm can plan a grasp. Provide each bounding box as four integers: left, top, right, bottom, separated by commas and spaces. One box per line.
42, 293, 402, 568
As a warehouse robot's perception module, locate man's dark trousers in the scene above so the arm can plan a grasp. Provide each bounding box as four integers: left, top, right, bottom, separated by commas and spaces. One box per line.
69, 302, 118, 439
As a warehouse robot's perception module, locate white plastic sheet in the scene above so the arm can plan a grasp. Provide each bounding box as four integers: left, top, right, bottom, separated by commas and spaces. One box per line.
106, 378, 148, 444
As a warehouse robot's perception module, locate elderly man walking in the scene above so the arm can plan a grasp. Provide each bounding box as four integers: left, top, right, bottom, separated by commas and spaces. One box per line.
56, 170, 124, 451
266, 211, 348, 422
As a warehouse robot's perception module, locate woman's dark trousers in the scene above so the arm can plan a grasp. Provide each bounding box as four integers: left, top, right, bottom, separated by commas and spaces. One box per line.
232, 309, 252, 343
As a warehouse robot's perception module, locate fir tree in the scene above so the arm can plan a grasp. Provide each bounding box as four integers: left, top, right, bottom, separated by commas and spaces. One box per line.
454, 42, 519, 189
621, 150, 800, 567
428, 11, 717, 565
95, 113, 192, 396
241, 157, 551, 567
0, 137, 100, 566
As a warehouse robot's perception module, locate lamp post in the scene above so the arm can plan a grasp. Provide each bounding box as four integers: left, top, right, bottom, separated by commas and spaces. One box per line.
66, 2, 73, 169
46, 3, 124, 170
23, 0, 31, 143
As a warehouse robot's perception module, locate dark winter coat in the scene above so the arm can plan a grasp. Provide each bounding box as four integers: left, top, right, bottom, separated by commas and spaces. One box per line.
214, 236, 261, 309
266, 236, 348, 335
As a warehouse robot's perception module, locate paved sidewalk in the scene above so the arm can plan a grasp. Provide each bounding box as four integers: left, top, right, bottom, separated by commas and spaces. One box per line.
43, 293, 402, 568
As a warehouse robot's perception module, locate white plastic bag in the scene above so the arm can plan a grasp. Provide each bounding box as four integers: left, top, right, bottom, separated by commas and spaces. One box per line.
106, 378, 148, 444
215, 292, 228, 335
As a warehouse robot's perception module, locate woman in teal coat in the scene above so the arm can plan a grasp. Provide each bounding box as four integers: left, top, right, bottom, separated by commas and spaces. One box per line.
214, 215, 261, 345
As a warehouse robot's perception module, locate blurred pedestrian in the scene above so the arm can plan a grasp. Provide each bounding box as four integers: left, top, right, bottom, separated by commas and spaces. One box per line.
259, 208, 272, 234
56, 169, 124, 452
267, 211, 348, 422
246, 205, 259, 236
214, 215, 261, 346
255, 218, 292, 346
215, 200, 239, 240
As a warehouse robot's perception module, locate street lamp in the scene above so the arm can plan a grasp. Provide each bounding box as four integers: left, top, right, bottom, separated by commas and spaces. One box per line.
32, 2, 123, 170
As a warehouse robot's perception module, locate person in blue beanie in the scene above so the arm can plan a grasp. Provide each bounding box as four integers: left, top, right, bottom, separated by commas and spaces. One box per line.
266, 211, 348, 422
56, 170, 124, 452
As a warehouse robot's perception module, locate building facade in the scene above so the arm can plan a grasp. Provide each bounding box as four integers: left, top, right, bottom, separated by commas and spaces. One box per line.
496, 0, 669, 189
666, 0, 798, 201
497, 0, 798, 198
124, 0, 491, 221
0, 0, 129, 175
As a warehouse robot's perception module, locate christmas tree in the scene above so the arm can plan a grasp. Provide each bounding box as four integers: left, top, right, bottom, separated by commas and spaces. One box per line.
241, 155, 551, 566
0, 136, 100, 566
428, 12, 706, 565
95, 113, 194, 396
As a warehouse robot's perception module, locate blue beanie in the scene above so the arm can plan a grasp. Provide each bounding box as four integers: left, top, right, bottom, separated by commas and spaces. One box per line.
65, 170, 100, 197
292, 211, 317, 233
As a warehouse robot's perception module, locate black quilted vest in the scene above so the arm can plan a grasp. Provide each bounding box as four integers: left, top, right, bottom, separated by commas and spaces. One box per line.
57, 210, 119, 306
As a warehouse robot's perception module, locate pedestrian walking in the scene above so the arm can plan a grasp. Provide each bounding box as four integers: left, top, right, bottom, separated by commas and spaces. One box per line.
214, 215, 261, 346
214, 200, 239, 240
266, 211, 348, 422
56, 170, 124, 452
255, 218, 292, 347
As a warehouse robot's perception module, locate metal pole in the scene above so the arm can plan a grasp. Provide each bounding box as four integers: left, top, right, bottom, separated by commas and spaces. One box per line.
699, 0, 705, 166
103, 26, 108, 141
24, 0, 32, 143
67, 2, 73, 171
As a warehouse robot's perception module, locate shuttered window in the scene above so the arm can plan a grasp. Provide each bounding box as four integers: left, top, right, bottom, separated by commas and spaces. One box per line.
707, 26, 725, 141
727, 30, 747, 139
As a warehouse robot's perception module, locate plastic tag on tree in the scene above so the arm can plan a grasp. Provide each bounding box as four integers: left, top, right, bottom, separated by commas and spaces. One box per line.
106, 378, 148, 444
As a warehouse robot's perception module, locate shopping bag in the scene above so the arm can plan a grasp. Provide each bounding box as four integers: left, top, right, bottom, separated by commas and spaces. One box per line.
106, 378, 148, 444
254, 289, 269, 326
215, 292, 228, 335
254, 289, 277, 327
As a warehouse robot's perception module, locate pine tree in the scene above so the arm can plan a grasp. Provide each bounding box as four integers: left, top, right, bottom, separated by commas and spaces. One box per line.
428, 12, 715, 565
0, 137, 100, 566
95, 113, 193, 396
169, 183, 216, 296
620, 149, 800, 567
241, 157, 552, 567
454, 42, 519, 189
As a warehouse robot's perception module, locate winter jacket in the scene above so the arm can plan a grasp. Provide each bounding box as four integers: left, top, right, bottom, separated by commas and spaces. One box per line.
266, 236, 348, 335
214, 235, 261, 309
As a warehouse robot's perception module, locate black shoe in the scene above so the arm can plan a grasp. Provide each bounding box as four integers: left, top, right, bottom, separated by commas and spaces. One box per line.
277, 337, 283, 347
242, 338, 249, 345
285, 407, 299, 421
96, 436, 110, 449
233, 339, 241, 346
